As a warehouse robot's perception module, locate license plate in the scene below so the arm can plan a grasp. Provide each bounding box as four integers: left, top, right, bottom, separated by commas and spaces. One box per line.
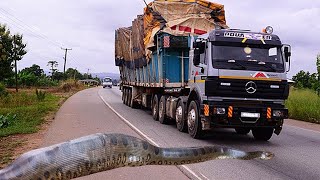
241, 112, 260, 118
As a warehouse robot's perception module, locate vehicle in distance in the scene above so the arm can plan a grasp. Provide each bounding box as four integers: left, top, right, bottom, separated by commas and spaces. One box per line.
102, 77, 113, 88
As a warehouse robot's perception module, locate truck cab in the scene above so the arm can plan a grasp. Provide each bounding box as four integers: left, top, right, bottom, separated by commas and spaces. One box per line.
102, 77, 113, 88
187, 28, 292, 140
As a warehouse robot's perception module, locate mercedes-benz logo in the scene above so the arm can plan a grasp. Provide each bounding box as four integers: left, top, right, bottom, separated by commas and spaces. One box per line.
245, 81, 257, 94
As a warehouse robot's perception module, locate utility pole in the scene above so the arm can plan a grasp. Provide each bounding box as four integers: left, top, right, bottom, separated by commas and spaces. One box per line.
61, 47, 72, 74
87, 68, 90, 79
13, 35, 18, 92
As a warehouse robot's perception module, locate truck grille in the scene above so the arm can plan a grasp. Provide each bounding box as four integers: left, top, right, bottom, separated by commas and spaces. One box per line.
205, 77, 289, 99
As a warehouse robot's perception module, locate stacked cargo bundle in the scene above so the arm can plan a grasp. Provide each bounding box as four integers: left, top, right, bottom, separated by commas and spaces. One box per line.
115, 0, 227, 69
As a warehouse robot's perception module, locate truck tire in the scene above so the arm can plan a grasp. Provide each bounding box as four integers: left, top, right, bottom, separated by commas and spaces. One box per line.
235, 128, 251, 135
128, 89, 132, 107
187, 101, 204, 139
152, 95, 159, 121
159, 96, 169, 124
122, 89, 125, 103
252, 127, 274, 141
125, 89, 129, 106
176, 100, 187, 132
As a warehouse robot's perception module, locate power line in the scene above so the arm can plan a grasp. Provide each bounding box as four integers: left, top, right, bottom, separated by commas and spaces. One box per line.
0, 8, 64, 48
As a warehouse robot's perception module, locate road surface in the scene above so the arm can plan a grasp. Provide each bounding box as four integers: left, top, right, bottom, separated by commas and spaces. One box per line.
44, 87, 320, 180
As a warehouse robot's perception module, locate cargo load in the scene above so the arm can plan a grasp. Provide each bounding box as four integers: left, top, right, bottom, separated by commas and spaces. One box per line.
115, 0, 228, 68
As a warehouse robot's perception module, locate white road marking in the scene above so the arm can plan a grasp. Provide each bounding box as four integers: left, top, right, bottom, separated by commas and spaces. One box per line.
98, 90, 205, 180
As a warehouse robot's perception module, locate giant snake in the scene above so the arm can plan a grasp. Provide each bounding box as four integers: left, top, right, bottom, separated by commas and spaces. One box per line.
0, 133, 274, 179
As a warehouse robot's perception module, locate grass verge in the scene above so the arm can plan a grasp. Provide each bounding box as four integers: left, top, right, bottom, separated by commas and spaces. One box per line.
286, 88, 320, 124
0, 92, 60, 137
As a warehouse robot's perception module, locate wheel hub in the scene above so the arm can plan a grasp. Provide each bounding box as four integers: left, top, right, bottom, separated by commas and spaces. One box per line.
176, 106, 183, 124
188, 109, 196, 131
159, 101, 163, 119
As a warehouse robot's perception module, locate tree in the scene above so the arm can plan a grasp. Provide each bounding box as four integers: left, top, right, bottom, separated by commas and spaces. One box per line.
47, 60, 58, 77
65, 68, 83, 80
20, 64, 44, 77
292, 70, 319, 91
0, 24, 27, 81
52, 71, 65, 81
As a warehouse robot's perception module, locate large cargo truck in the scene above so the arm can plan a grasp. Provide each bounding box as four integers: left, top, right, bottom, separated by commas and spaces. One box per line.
115, 0, 291, 141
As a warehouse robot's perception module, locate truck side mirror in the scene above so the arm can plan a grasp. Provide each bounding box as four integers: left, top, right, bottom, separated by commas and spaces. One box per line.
192, 41, 205, 66
193, 48, 201, 66
283, 45, 291, 62
283, 44, 291, 72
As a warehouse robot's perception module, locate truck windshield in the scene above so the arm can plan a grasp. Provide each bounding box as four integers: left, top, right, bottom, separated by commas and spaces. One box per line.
212, 45, 285, 72
103, 78, 112, 82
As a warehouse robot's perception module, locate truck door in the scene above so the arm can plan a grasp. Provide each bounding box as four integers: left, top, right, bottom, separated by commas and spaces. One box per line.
190, 41, 208, 93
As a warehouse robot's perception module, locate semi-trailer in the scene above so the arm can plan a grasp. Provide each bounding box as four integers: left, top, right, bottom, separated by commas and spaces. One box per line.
115, 0, 291, 141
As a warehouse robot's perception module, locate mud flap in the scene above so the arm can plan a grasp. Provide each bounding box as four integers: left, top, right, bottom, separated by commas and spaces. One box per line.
201, 117, 211, 130
274, 126, 282, 135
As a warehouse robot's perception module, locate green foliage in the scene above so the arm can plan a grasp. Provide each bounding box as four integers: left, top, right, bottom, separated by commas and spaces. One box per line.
20, 64, 44, 77
35, 89, 46, 101
0, 24, 27, 81
52, 71, 65, 81
18, 72, 38, 87
65, 68, 84, 80
286, 89, 320, 123
0, 83, 8, 97
292, 70, 319, 91
0, 113, 16, 128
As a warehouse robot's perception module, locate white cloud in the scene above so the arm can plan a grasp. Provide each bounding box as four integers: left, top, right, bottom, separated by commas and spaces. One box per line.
0, 0, 319, 77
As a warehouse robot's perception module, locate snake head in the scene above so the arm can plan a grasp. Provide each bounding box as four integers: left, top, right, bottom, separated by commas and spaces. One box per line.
260, 151, 274, 160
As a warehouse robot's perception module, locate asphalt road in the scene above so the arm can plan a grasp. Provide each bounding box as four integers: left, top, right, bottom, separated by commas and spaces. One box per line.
97, 87, 320, 180
42, 87, 320, 180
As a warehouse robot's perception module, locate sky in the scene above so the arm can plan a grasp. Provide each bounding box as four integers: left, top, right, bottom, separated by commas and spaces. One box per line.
0, 0, 319, 77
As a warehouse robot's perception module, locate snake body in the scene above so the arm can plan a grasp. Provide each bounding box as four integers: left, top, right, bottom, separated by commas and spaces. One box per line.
0, 133, 273, 179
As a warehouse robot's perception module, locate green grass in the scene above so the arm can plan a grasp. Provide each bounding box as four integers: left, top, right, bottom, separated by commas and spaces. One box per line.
0, 92, 60, 137
286, 88, 320, 123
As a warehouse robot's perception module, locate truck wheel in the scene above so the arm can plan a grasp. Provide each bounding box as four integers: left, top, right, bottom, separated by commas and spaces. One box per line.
176, 100, 187, 132
152, 95, 159, 121
128, 89, 132, 107
252, 128, 274, 141
123, 89, 127, 105
125, 89, 129, 106
235, 128, 251, 135
187, 101, 204, 139
122, 89, 125, 103
159, 96, 168, 124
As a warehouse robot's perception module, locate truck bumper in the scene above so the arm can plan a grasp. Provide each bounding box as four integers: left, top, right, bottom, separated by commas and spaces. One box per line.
200, 101, 288, 135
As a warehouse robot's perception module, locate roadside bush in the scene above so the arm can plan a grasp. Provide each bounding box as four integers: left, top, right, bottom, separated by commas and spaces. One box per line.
37, 77, 58, 87
0, 114, 16, 129
0, 83, 8, 97
286, 88, 320, 123
35, 89, 46, 101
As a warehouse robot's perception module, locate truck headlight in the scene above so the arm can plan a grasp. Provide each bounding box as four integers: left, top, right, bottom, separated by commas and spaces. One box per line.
214, 108, 226, 115
273, 110, 283, 117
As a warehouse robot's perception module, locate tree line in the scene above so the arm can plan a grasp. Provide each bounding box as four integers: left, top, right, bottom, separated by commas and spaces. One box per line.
0, 24, 99, 88
292, 54, 320, 93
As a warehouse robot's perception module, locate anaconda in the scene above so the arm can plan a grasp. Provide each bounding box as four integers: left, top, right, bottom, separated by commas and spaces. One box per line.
0, 133, 274, 179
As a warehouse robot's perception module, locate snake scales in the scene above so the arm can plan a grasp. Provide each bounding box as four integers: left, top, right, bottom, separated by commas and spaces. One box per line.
0, 133, 274, 180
